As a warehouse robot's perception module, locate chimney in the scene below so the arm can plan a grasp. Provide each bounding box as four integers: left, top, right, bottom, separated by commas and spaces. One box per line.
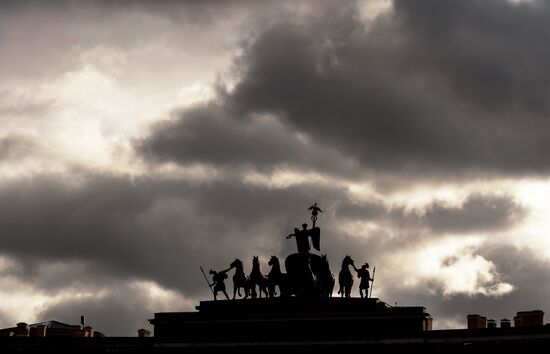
514, 310, 544, 327
84, 326, 94, 337
467, 314, 487, 329
81, 315, 85, 330
137, 328, 151, 337
35, 324, 46, 337
500, 319, 511, 328
15, 322, 29, 337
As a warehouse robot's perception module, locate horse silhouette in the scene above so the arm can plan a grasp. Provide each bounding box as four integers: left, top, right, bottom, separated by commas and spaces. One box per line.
267, 255, 289, 297
338, 255, 354, 298
317, 254, 335, 297
230, 258, 250, 299
249, 256, 269, 299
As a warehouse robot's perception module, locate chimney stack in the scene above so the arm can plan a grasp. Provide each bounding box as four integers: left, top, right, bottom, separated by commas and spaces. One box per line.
467, 314, 487, 329
514, 310, 544, 327
84, 326, 94, 337
15, 322, 29, 337
35, 324, 46, 337
500, 319, 511, 328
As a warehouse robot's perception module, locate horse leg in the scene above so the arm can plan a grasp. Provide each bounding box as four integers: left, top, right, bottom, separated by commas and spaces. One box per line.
268, 277, 275, 297
265, 277, 271, 298
268, 281, 276, 298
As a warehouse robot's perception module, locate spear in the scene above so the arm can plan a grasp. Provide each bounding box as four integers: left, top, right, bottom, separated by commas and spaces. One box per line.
369, 266, 376, 298
200, 266, 215, 296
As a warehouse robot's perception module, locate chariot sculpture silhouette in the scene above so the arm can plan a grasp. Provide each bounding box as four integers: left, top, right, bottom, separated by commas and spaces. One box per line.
203, 201, 374, 300
283, 203, 325, 296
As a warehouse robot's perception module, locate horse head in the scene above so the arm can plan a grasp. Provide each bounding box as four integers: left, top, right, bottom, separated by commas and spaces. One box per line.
230, 258, 242, 269
252, 256, 261, 271
342, 255, 354, 268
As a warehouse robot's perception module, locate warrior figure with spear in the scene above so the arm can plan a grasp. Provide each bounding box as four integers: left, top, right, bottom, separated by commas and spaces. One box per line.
201, 266, 232, 300
352, 262, 374, 299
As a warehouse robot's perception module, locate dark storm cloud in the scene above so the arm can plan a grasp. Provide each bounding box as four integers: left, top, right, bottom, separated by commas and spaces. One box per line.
391, 0, 550, 124
140, 0, 550, 178
139, 104, 310, 168
334, 192, 525, 234
138, 103, 356, 175
424, 193, 525, 233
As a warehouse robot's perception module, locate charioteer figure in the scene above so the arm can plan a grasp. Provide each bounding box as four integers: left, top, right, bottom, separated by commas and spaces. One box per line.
286, 223, 320, 255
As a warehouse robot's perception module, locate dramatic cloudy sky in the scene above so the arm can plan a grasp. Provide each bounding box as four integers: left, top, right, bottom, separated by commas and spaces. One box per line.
2, 0, 550, 336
